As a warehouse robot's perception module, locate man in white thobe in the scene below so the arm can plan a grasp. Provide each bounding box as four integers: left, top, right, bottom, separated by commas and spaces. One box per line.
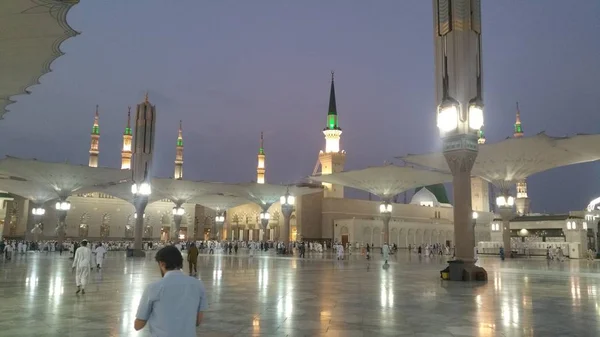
382, 243, 390, 265
336, 243, 344, 260
95, 244, 107, 269
72, 240, 92, 294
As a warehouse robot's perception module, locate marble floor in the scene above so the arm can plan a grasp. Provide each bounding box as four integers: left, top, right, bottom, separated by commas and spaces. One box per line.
1, 250, 600, 337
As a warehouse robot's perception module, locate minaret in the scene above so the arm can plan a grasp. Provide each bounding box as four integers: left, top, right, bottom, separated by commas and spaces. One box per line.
256, 132, 265, 184
88, 105, 100, 167
121, 107, 133, 169
514, 102, 530, 215
318, 72, 346, 198
471, 127, 489, 212
174, 120, 184, 180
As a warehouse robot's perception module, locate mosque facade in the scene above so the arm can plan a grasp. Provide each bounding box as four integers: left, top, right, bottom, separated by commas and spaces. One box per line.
2, 75, 516, 247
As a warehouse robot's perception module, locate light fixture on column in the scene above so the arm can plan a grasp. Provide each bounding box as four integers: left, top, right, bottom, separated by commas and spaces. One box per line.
134, 213, 146, 219
468, 98, 484, 130
32, 207, 46, 216
259, 212, 270, 221
280, 192, 295, 207
172, 206, 185, 216
55, 201, 71, 211
131, 182, 151, 196
436, 97, 460, 133
496, 195, 515, 208
215, 214, 225, 225
379, 202, 392, 214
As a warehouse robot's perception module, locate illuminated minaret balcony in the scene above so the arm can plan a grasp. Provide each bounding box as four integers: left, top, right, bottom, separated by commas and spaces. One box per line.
88, 105, 100, 168
257, 132, 265, 184
121, 107, 133, 170
174, 120, 184, 180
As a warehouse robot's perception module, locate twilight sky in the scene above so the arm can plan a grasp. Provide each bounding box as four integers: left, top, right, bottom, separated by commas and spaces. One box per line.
1, 0, 599, 213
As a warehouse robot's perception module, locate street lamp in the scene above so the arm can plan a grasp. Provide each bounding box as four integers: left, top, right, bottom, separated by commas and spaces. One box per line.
55, 201, 71, 211
379, 201, 392, 244
496, 194, 516, 258
280, 190, 295, 250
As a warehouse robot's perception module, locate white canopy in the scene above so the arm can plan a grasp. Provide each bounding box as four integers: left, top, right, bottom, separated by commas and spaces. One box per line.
1, 0, 79, 116
0, 157, 130, 197
194, 194, 248, 213
402, 133, 600, 190
231, 183, 322, 210
153, 178, 239, 205
0, 177, 57, 204
309, 165, 452, 200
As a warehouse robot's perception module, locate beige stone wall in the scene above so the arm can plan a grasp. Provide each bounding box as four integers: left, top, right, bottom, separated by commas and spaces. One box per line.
297, 192, 323, 240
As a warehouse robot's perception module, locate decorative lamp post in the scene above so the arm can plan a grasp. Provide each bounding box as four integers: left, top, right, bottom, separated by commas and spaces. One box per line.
280, 190, 295, 250
259, 211, 270, 242
131, 94, 156, 256
496, 194, 515, 258
172, 204, 185, 242
54, 199, 71, 243
434, 0, 486, 280
379, 201, 392, 244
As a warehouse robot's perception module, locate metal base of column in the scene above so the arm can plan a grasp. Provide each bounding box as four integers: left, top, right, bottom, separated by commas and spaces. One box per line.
131, 249, 146, 257
440, 260, 487, 281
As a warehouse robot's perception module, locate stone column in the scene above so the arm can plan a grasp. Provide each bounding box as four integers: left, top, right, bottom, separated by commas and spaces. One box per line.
382, 213, 391, 244
261, 219, 269, 242
498, 207, 515, 258
56, 211, 67, 245
281, 206, 293, 248
133, 198, 148, 256
444, 150, 477, 262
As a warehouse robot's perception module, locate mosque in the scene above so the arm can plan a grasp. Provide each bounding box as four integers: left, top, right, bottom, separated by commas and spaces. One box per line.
1, 76, 594, 256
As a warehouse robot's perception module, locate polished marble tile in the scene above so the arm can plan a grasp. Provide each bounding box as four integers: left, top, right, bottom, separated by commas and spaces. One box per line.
2, 250, 600, 336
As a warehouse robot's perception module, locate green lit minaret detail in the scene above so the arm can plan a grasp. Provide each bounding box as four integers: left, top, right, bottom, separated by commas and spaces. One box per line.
92, 105, 99, 135
514, 102, 523, 137
88, 105, 100, 167
174, 120, 184, 180
257, 131, 265, 183
477, 128, 486, 144
325, 71, 340, 131
124, 107, 132, 136
121, 107, 133, 169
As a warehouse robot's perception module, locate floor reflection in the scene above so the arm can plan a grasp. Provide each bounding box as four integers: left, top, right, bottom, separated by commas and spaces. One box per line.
1, 251, 600, 336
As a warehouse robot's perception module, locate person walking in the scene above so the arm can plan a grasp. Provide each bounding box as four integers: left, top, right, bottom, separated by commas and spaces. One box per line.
72, 240, 92, 294
187, 243, 199, 276
135, 246, 209, 336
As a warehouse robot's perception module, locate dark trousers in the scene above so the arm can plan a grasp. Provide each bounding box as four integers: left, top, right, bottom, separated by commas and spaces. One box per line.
189, 261, 197, 274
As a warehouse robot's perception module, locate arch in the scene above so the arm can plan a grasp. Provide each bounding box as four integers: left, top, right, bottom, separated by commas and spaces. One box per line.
340, 226, 349, 235
423, 229, 431, 244
363, 226, 372, 244
416, 229, 423, 245
390, 228, 398, 245
437, 230, 443, 243
407, 229, 415, 246
398, 228, 407, 248
161, 213, 170, 225
372, 227, 382, 247
446, 230, 453, 244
